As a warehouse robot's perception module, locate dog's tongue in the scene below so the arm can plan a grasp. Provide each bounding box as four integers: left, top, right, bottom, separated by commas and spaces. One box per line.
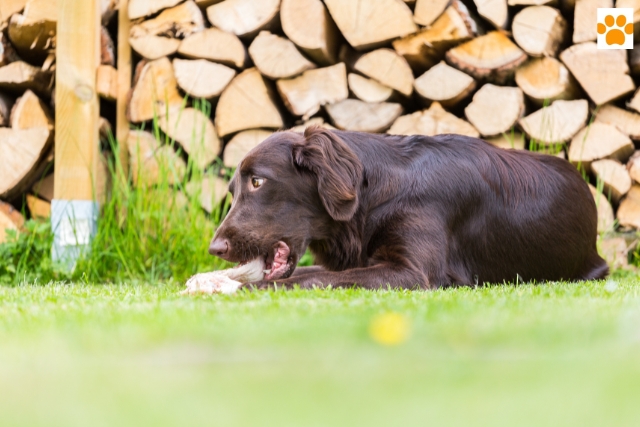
265, 241, 290, 280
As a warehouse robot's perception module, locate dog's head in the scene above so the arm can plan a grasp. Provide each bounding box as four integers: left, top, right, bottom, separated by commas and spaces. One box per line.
210, 126, 363, 280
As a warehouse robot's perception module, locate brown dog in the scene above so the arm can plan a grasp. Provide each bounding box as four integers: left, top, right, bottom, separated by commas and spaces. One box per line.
209, 126, 608, 290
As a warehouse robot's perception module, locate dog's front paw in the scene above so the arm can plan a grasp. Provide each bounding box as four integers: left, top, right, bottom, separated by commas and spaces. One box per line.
181, 272, 243, 295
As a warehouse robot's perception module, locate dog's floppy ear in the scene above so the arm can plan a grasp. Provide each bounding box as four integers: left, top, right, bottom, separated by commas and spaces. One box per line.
293, 126, 363, 221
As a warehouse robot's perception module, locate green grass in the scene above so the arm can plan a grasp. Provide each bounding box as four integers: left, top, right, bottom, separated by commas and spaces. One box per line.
2, 280, 640, 427
3, 98, 640, 426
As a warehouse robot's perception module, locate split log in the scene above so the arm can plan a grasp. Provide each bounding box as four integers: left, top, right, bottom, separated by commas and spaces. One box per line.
173, 58, 235, 99
348, 73, 394, 103
158, 108, 221, 170
560, 42, 635, 106
465, 84, 524, 137
445, 31, 527, 84
0, 33, 19, 66
276, 63, 348, 118
567, 123, 634, 169
186, 175, 229, 214
474, 0, 508, 29
129, 36, 181, 61
350, 49, 414, 97
127, 130, 186, 187
618, 185, 640, 230
206, 0, 280, 40
10, 89, 53, 131
26, 194, 50, 219
387, 102, 479, 137
0, 200, 24, 243
486, 132, 526, 150
97, 65, 118, 101
0, 93, 14, 126
512, 6, 567, 57
130, 1, 204, 60
131, 1, 204, 39
393, 4, 475, 74
414, 61, 476, 108
0, 127, 51, 200
215, 68, 284, 137
128, 0, 183, 20
223, 129, 273, 168
413, 0, 450, 26
280, 0, 339, 66
0, 0, 27, 25
595, 104, 640, 140
324, 0, 417, 50
589, 184, 615, 233
127, 57, 184, 123
7, 0, 57, 64
591, 159, 632, 203
326, 99, 403, 133
515, 57, 580, 106
248, 31, 316, 80
599, 237, 630, 269
101, 26, 115, 66
31, 173, 53, 201
289, 117, 336, 132
573, 0, 612, 43
178, 28, 248, 69
627, 152, 640, 187
518, 99, 588, 145
0, 61, 53, 97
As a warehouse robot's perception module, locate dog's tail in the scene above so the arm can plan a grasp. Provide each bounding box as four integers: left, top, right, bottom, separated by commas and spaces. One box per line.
578, 251, 609, 280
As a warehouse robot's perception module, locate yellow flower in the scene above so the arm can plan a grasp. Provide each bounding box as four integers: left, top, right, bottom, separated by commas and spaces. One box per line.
368, 312, 411, 345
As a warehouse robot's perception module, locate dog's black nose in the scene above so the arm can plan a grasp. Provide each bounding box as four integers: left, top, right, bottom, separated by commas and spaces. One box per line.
209, 238, 230, 258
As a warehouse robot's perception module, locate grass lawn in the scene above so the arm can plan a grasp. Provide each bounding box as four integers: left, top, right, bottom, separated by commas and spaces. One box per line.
1, 280, 640, 427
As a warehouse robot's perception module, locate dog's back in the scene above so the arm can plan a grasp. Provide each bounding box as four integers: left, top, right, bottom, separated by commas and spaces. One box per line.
333, 131, 608, 285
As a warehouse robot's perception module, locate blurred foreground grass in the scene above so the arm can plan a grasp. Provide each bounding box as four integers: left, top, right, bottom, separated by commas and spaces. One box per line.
1, 280, 640, 427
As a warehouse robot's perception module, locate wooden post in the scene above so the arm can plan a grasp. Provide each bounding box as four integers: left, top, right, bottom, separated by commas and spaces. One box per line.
52, 0, 101, 266
117, 0, 131, 178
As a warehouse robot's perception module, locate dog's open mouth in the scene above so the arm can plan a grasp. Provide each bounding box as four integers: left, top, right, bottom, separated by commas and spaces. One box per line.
264, 241, 292, 281
234, 241, 293, 282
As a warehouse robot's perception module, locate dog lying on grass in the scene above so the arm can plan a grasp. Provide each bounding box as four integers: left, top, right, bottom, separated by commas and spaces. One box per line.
184, 126, 608, 294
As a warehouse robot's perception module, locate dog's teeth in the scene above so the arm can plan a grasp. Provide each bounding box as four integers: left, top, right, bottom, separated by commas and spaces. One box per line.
264, 269, 271, 274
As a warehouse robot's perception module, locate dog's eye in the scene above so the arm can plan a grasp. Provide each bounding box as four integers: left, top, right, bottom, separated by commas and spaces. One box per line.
251, 177, 264, 189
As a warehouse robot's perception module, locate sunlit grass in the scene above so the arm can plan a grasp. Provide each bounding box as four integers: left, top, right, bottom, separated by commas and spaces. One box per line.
1, 280, 640, 427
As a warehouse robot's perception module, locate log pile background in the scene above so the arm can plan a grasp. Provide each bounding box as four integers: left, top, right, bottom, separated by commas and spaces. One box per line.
2, 0, 640, 268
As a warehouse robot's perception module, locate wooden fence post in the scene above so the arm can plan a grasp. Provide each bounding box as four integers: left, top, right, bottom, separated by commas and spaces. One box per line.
117, 0, 131, 177
52, 0, 101, 267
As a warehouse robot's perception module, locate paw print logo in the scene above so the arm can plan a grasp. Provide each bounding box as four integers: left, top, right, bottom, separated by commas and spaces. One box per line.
597, 8, 634, 49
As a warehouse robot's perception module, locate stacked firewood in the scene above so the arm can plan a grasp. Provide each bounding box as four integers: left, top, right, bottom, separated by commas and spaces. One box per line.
4, 0, 640, 263
0, 0, 118, 242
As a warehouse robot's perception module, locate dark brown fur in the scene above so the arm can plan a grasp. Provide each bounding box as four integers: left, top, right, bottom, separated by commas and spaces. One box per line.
210, 126, 608, 289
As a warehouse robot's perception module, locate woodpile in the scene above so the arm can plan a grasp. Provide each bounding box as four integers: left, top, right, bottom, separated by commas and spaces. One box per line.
3, 0, 640, 259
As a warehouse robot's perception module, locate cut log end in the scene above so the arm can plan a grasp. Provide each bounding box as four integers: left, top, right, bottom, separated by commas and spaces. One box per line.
388, 102, 479, 138
465, 84, 524, 137
414, 61, 476, 107
326, 99, 403, 133
519, 99, 588, 145
277, 63, 348, 118
249, 31, 316, 80
445, 31, 527, 84
215, 68, 284, 137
